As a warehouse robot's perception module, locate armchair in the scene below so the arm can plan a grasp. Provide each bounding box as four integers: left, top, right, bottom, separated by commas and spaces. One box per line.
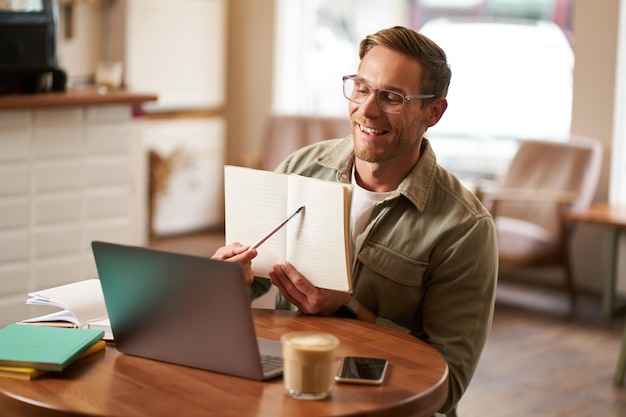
259, 114, 351, 170
479, 137, 603, 305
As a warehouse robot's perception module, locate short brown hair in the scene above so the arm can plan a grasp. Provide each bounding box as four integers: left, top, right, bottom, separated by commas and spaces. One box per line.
359, 26, 451, 101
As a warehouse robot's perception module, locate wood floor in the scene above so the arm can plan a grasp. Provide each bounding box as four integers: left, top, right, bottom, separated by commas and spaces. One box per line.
459, 284, 626, 417
149, 231, 626, 417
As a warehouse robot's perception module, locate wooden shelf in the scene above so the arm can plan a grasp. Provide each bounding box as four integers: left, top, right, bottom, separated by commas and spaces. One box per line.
0, 88, 157, 110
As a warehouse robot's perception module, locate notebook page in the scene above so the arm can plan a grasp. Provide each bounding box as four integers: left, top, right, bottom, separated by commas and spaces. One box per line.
224, 166, 288, 277
286, 175, 352, 292
24, 279, 107, 327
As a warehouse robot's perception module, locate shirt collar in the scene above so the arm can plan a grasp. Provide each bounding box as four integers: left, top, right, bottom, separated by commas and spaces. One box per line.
317, 136, 438, 212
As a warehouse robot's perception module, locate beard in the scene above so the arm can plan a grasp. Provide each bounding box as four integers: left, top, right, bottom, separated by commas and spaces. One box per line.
352, 123, 422, 163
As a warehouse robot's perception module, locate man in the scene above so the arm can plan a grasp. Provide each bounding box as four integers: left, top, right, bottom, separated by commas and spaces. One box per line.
213, 26, 497, 416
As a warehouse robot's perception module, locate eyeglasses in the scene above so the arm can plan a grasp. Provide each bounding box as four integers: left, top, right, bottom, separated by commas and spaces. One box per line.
342, 75, 435, 114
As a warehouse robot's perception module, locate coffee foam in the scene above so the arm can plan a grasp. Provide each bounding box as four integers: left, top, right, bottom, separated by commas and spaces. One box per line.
290, 335, 334, 348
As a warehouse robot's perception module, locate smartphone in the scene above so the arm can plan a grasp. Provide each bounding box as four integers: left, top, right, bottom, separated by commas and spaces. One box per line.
335, 356, 388, 385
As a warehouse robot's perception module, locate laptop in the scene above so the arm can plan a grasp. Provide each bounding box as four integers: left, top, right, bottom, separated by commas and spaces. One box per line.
91, 240, 283, 381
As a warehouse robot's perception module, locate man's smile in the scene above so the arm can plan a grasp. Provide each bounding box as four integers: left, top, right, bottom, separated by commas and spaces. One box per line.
358, 123, 388, 136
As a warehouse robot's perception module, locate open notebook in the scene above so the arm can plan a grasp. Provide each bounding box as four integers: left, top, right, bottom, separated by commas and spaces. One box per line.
91, 241, 283, 381
21, 279, 112, 340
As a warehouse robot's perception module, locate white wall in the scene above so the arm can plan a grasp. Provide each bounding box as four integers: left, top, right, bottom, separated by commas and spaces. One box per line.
570, 0, 624, 292
612, 0, 626, 206
225, 0, 276, 167
56, 2, 103, 81
616, 0, 626, 296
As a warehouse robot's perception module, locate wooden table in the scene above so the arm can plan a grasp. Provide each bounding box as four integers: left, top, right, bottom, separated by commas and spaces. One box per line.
0, 309, 449, 417
567, 202, 626, 316
567, 203, 626, 386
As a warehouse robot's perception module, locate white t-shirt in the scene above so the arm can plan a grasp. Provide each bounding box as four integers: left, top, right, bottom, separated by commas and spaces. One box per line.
350, 169, 393, 259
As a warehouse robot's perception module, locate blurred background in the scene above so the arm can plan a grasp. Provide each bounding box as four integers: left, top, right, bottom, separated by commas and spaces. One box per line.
2, 1, 626, 415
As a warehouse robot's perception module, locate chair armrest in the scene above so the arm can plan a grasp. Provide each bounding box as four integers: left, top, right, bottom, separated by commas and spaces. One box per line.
479, 188, 578, 204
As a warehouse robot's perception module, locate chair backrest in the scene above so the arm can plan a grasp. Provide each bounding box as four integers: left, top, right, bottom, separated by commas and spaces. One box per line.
261, 114, 351, 171
494, 136, 603, 234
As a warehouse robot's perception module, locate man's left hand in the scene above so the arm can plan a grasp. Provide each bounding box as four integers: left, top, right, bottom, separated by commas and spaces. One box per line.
269, 261, 351, 316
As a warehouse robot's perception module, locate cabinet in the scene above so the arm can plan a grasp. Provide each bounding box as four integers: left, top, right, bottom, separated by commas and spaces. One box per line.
107, 0, 227, 234
144, 117, 225, 235
0, 90, 156, 326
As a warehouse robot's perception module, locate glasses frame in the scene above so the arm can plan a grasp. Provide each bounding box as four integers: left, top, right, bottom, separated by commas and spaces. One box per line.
342, 75, 436, 114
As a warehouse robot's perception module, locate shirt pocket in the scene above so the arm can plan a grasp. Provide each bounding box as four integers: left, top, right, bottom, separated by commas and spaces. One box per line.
357, 243, 428, 287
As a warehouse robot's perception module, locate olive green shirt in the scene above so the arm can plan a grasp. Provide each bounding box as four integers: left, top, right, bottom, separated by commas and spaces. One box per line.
251, 137, 497, 416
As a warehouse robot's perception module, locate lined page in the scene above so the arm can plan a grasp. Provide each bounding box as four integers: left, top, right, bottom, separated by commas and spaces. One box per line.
286, 175, 352, 292
224, 166, 288, 277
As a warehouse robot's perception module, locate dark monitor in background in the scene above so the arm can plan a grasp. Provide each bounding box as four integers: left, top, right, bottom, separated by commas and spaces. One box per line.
0, 0, 66, 94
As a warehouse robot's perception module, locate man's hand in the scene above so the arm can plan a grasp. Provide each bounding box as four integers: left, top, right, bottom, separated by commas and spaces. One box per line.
269, 261, 351, 316
211, 242, 257, 285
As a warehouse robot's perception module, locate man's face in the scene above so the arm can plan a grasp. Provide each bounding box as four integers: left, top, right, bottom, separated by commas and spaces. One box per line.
349, 46, 445, 165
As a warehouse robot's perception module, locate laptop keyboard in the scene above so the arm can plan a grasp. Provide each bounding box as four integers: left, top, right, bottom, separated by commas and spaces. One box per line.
261, 354, 283, 374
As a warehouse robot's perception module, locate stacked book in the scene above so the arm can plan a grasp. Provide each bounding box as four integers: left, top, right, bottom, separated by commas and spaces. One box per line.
0, 324, 105, 380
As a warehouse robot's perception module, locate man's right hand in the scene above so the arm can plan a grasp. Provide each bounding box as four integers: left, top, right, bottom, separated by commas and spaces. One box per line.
211, 242, 257, 285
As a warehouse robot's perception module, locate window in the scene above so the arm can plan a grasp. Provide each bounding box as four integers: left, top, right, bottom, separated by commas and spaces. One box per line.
273, 0, 411, 116
420, 16, 573, 178
273, 0, 575, 179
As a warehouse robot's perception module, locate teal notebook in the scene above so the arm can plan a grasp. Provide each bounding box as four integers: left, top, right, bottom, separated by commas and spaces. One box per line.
0, 324, 104, 371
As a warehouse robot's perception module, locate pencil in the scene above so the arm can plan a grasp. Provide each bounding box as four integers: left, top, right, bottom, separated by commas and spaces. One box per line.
251, 206, 304, 249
